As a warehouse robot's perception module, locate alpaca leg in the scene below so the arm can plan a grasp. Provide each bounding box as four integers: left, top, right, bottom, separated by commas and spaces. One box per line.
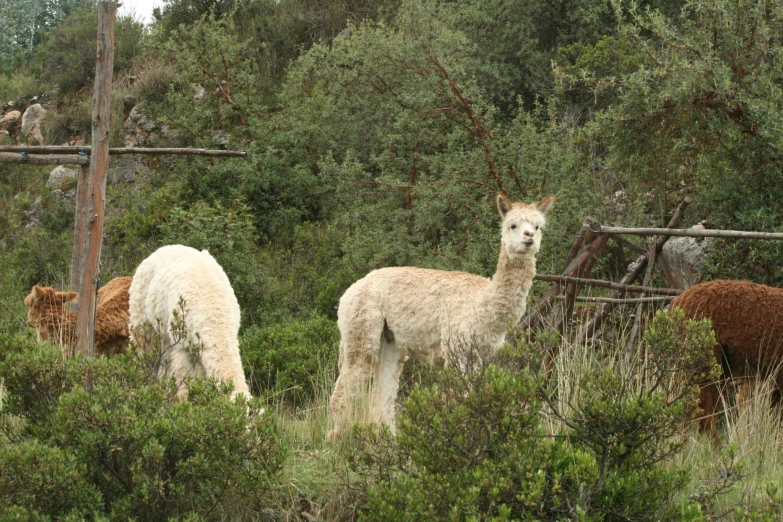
327, 361, 364, 440
195, 341, 251, 400
327, 315, 385, 440
773, 370, 783, 410
735, 379, 753, 408
166, 346, 197, 400
370, 337, 405, 431
698, 381, 725, 442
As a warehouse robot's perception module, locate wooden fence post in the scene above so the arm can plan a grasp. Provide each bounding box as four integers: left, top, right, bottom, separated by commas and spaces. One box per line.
70, 164, 90, 296
72, 1, 116, 358
576, 196, 692, 344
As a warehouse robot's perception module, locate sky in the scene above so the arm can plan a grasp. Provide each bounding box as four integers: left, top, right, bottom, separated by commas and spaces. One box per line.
117, 0, 163, 25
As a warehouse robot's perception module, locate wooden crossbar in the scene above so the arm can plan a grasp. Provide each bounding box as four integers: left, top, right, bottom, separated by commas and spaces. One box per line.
590, 224, 783, 240
0, 145, 246, 158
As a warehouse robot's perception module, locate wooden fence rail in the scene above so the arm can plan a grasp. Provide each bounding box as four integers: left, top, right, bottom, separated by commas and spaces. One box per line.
590, 224, 783, 240
0, 153, 90, 165
0, 146, 246, 158
534, 274, 682, 296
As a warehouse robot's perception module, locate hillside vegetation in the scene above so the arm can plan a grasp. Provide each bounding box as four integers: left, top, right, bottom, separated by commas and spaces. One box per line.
2, 0, 783, 520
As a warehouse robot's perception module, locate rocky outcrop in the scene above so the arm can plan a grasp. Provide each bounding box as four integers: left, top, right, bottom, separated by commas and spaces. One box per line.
47, 166, 79, 203
108, 155, 153, 185
47, 166, 78, 191
0, 110, 22, 136
659, 223, 713, 289
21, 103, 47, 144
20, 195, 43, 232
123, 104, 178, 147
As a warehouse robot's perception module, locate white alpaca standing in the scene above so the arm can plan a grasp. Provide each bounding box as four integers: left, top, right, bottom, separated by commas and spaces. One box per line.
129, 245, 251, 401
328, 193, 554, 438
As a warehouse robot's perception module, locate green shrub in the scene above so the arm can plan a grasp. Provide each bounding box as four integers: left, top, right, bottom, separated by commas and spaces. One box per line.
160, 199, 264, 323
0, 440, 103, 519
643, 307, 721, 397
0, 72, 40, 103
0, 334, 287, 520
241, 314, 339, 405
255, 222, 359, 324
40, 96, 92, 145
351, 329, 708, 521
0, 335, 70, 440
34, 8, 145, 93
352, 363, 599, 521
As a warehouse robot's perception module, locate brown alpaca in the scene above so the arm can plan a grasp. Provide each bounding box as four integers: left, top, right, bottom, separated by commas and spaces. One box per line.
669, 280, 783, 438
24, 276, 133, 357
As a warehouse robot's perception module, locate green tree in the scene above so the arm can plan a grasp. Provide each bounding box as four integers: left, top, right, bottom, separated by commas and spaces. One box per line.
32, 7, 145, 93
566, 0, 783, 283
0, 0, 94, 71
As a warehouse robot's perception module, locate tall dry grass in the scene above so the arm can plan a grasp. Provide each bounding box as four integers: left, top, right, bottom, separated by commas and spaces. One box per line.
547, 303, 783, 517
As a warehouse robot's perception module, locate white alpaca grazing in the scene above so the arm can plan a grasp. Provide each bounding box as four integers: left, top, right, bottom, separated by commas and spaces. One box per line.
129, 245, 251, 401
327, 193, 554, 439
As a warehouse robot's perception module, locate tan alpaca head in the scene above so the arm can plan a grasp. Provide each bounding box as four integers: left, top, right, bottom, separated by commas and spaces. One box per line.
497, 193, 554, 260
23, 285, 78, 329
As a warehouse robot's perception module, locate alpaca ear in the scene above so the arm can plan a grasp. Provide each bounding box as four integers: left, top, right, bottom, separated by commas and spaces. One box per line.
497, 193, 512, 218
57, 291, 79, 304
24, 285, 45, 306
536, 195, 555, 214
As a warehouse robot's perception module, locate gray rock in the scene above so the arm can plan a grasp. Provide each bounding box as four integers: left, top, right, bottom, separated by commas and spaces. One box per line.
123, 104, 179, 147
0, 110, 22, 132
53, 188, 76, 204
193, 85, 205, 101
659, 223, 713, 289
212, 130, 230, 146
23, 196, 43, 231
47, 165, 78, 191
108, 155, 153, 185
335, 28, 352, 40
21, 103, 47, 144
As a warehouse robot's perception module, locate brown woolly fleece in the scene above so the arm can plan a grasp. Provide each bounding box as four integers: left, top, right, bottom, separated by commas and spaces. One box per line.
24, 276, 132, 357
670, 279, 783, 437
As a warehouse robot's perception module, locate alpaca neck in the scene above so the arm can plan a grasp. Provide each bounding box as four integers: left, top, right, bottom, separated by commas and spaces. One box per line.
481, 247, 537, 320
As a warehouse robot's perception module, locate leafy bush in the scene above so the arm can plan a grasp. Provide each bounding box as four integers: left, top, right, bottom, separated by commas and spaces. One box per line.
350, 324, 715, 521
254, 222, 359, 324
0, 439, 103, 520
160, 199, 264, 322
351, 362, 598, 521
158, 12, 262, 143
643, 307, 721, 397
34, 8, 145, 93
2, 187, 75, 292
0, 72, 41, 103
575, 0, 783, 286
40, 96, 92, 145
241, 314, 339, 405
0, 334, 286, 520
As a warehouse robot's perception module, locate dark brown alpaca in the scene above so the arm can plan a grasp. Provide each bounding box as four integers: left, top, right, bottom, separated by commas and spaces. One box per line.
670, 280, 783, 438
24, 276, 133, 357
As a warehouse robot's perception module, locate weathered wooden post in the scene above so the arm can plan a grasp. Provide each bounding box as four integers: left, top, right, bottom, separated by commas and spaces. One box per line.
69, 164, 90, 295
71, 1, 116, 358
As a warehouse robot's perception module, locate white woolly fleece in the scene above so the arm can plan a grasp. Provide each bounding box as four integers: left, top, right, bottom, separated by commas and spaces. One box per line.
327, 194, 554, 439
129, 244, 251, 401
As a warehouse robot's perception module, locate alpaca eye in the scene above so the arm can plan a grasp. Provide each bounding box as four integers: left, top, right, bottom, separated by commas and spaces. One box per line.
535, 226, 539, 231
510, 225, 517, 230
